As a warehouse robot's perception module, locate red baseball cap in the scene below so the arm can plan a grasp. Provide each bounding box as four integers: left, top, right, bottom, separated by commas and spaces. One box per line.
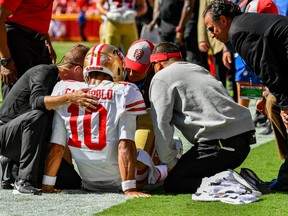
124, 40, 154, 74
246, 0, 279, 14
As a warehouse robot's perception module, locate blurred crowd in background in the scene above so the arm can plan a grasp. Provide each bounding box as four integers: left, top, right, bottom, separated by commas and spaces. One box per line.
52, 0, 98, 15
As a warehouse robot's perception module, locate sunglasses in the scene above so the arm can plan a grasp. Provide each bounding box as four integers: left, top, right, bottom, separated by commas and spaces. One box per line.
67, 62, 83, 69
207, 26, 215, 33
58, 55, 83, 69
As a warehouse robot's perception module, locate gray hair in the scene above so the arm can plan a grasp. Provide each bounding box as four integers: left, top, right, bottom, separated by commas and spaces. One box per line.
203, 0, 242, 22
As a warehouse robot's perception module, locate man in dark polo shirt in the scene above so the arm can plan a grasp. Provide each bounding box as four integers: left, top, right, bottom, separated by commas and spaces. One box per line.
0, 44, 98, 195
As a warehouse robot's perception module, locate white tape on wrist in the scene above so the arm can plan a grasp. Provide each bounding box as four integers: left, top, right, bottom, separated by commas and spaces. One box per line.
42, 175, 57, 186
121, 180, 136, 191
156, 164, 168, 182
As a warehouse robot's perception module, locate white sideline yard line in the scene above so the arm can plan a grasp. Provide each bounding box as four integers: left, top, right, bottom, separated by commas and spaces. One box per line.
248, 100, 275, 149
0, 190, 129, 216
251, 128, 274, 149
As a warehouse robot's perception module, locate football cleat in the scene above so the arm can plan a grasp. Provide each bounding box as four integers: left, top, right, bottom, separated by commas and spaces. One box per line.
13, 178, 41, 195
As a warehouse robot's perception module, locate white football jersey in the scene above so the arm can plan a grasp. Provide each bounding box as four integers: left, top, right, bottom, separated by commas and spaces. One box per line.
107, 0, 136, 11
51, 80, 146, 182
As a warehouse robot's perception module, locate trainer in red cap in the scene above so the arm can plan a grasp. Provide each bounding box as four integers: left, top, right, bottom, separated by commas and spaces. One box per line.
125, 40, 154, 82
246, 0, 279, 14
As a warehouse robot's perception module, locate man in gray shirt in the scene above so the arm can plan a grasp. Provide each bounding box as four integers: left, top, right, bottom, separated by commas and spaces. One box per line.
149, 42, 256, 193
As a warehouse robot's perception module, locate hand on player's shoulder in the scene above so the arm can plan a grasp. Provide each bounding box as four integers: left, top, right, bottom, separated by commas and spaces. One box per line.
68, 88, 99, 112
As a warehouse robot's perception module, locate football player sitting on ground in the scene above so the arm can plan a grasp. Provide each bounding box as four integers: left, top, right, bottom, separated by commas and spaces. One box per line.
41, 44, 167, 197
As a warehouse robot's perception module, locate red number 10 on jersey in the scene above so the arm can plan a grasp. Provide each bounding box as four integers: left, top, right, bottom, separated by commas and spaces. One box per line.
67, 103, 108, 151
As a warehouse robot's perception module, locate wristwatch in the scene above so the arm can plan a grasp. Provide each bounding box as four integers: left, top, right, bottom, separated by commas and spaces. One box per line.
0, 57, 13, 66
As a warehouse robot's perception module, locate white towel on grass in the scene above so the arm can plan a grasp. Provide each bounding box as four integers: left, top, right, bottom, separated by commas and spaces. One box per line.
192, 170, 261, 204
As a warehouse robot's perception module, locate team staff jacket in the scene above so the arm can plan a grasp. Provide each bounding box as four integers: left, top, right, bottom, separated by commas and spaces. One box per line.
149, 62, 255, 169
229, 13, 288, 109
0, 64, 59, 123
50, 80, 146, 182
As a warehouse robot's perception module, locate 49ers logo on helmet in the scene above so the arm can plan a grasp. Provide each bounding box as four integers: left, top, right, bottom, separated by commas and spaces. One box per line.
133, 49, 144, 60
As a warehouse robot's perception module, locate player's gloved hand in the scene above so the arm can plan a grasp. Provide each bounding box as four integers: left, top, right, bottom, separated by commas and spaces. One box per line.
41, 184, 61, 193
106, 12, 122, 21
121, 10, 136, 23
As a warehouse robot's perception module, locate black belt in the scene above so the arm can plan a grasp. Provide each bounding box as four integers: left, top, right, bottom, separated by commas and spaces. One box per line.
196, 130, 256, 147
6, 22, 46, 41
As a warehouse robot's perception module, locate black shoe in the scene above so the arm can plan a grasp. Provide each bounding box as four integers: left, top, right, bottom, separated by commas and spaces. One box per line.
253, 112, 267, 127
1, 178, 14, 189
0, 156, 14, 189
240, 168, 271, 194
229, 169, 255, 191
260, 120, 273, 135
13, 179, 41, 195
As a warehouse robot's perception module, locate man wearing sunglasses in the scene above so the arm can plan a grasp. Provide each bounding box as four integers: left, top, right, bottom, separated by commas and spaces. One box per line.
149, 41, 256, 193
203, 0, 288, 126
203, 0, 288, 192
0, 44, 98, 195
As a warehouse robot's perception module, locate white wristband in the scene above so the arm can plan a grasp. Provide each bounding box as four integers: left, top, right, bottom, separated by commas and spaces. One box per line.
121, 180, 136, 191
42, 175, 57, 186
156, 165, 168, 182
